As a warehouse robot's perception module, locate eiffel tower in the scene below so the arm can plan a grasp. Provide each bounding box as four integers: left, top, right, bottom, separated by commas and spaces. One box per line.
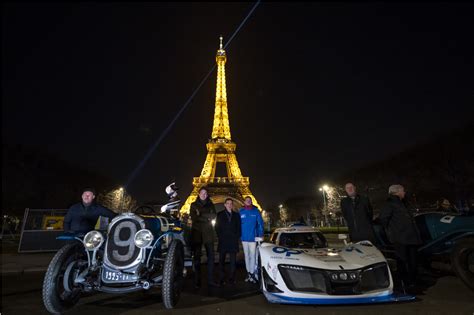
180, 37, 263, 213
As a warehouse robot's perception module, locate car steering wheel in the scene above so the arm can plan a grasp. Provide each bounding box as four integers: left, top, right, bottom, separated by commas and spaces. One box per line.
133, 205, 158, 216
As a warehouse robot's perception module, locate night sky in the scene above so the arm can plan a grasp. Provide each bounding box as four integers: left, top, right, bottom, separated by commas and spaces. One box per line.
3, 2, 474, 207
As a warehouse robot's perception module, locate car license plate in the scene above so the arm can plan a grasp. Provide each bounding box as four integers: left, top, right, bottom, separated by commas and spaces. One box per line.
102, 266, 135, 283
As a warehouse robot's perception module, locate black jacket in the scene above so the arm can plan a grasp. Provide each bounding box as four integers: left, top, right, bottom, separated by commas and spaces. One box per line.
379, 195, 422, 245
190, 197, 217, 244
63, 202, 116, 233
215, 209, 241, 253
340, 195, 376, 243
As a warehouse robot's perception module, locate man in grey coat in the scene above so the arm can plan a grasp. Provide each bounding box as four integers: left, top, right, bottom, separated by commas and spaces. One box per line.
340, 183, 376, 243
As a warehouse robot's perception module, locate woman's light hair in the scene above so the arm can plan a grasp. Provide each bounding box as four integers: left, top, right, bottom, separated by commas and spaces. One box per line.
388, 184, 404, 195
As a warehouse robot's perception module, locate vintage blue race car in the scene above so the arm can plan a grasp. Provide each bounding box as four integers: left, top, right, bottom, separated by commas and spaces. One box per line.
258, 225, 414, 305
42, 184, 190, 314
374, 211, 474, 291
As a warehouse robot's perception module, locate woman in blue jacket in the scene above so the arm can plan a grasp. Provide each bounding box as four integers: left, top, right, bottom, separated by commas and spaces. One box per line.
239, 196, 264, 283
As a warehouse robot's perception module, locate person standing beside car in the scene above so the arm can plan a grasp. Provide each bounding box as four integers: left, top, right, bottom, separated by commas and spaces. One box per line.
63, 187, 116, 234
379, 184, 422, 291
215, 198, 241, 286
239, 196, 264, 284
189, 187, 219, 288
340, 182, 376, 244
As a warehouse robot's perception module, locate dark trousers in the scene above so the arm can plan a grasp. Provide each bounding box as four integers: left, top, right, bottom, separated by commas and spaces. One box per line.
218, 251, 236, 282
192, 242, 215, 284
394, 243, 418, 286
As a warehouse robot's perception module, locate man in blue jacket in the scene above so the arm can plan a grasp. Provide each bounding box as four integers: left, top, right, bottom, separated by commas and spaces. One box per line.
239, 196, 264, 283
63, 187, 116, 234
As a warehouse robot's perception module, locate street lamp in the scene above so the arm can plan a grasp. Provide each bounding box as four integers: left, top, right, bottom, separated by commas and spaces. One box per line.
319, 185, 329, 227
279, 204, 286, 226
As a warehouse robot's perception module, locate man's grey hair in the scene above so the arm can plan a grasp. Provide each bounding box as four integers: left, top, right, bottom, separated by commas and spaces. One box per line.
388, 184, 404, 195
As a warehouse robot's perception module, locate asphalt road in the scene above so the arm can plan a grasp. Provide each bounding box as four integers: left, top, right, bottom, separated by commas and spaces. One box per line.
2, 265, 474, 315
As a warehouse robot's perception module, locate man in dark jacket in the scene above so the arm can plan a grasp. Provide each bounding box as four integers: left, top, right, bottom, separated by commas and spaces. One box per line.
379, 184, 422, 289
63, 187, 116, 234
340, 183, 376, 243
189, 187, 219, 288
215, 198, 241, 285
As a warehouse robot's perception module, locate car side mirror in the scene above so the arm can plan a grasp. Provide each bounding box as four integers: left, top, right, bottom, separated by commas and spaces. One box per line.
338, 234, 348, 245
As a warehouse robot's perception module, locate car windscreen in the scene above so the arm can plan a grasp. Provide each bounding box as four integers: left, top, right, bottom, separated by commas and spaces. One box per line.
279, 232, 326, 249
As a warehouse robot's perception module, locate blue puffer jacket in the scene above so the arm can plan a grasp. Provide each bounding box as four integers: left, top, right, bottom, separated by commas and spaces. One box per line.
239, 206, 264, 242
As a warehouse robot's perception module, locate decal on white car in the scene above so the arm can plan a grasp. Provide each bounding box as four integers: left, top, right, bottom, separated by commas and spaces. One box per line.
272, 247, 303, 257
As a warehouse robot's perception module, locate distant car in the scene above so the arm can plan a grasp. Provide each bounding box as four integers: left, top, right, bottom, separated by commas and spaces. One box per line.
258, 225, 414, 305
42, 185, 190, 314
373, 212, 474, 291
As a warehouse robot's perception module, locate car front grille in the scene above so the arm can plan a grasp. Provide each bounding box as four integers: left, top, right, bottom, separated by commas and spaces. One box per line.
278, 262, 390, 295
105, 217, 143, 268
278, 265, 327, 293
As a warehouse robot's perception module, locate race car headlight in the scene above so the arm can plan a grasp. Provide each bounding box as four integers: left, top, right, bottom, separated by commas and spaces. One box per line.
134, 229, 154, 248
330, 271, 358, 282
83, 231, 104, 250
339, 272, 348, 280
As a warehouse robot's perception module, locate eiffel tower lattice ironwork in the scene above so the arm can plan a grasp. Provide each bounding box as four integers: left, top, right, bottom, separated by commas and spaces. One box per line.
180, 37, 263, 213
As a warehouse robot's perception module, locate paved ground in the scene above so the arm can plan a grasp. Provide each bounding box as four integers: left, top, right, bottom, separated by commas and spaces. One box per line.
2, 235, 474, 314
2, 267, 474, 315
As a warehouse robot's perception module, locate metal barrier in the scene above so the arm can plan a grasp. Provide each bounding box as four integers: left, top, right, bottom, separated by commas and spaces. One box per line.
18, 208, 68, 253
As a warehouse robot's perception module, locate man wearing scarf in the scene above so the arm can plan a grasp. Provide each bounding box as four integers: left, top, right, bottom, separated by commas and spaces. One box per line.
215, 198, 241, 285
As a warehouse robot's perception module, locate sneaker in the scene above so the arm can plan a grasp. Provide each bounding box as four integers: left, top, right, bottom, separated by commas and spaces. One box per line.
244, 273, 252, 282
249, 273, 258, 283
251, 273, 258, 283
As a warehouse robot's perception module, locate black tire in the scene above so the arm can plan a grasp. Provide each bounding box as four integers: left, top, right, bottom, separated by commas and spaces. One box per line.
451, 237, 474, 291
257, 254, 263, 292
42, 242, 86, 314
162, 240, 184, 309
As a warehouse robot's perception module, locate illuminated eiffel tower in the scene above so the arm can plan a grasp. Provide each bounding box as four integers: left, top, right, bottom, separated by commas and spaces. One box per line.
180, 37, 263, 213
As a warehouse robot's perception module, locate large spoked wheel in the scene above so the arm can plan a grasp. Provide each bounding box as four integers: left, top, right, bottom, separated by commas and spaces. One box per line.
451, 237, 474, 291
162, 239, 184, 309
42, 242, 87, 314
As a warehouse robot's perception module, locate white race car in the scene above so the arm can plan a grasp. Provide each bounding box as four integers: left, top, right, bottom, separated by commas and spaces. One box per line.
258, 224, 414, 305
